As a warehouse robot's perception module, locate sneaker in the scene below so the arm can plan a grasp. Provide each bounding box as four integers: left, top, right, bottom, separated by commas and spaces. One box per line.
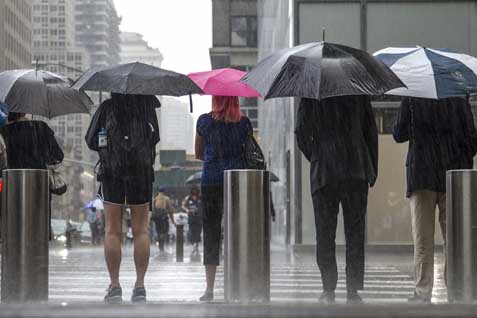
318, 291, 335, 304
408, 292, 431, 304
131, 287, 147, 303
347, 290, 363, 304
104, 285, 122, 304
199, 291, 214, 302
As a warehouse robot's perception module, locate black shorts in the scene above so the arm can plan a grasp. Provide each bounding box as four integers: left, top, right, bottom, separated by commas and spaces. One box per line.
98, 175, 152, 206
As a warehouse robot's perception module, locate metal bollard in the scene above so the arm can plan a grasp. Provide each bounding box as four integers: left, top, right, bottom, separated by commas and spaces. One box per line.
446, 169, 477, 303
224, 169, 270, 303
1, 169, 49, 303
176, 224, 184, 262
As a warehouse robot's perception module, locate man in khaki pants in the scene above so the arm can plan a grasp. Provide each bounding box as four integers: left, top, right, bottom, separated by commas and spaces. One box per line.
393, 97, 477, 303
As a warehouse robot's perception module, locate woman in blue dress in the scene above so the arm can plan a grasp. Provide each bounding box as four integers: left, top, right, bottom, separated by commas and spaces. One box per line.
195, 96, 252, 301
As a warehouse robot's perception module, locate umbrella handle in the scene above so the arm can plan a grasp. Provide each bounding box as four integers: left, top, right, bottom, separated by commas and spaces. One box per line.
189, 93, 193, 113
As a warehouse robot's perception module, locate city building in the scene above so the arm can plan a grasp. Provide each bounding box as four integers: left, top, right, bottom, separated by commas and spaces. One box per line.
257, 0, 477, 248
158, 97, 195, 156
0, 0, 32, 71
210, 0, 259, 131
120, 32, 163, 66
75, 0, 121, 69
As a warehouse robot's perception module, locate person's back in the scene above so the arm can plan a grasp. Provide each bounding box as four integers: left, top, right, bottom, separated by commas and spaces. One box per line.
0, 119, 64, 169
296, 96, 378, 192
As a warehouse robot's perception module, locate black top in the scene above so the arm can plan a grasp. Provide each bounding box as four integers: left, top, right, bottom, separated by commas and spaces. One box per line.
393, 97, 477, 196
0, 120, 64, 169
295, 96, 379, 194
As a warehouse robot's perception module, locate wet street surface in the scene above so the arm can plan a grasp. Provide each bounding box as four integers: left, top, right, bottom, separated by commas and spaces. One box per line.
1, 244, 472, 317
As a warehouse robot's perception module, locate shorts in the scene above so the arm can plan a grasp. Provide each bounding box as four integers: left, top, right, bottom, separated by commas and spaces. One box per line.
98, 175, 152, 206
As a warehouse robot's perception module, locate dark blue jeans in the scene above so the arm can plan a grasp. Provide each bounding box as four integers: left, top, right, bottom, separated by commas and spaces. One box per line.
311, 179, 368, 292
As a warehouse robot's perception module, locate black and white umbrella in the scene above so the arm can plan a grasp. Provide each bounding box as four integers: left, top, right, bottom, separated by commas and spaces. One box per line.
374, 47, 477, 99
0, 69, 93, 118
242, 42, 405, 100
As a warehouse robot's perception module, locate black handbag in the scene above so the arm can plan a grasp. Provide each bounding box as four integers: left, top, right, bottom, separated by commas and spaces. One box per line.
242, 133, 266, 170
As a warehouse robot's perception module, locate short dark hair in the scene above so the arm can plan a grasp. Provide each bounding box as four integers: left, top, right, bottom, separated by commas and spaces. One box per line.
8, 112, 25, 122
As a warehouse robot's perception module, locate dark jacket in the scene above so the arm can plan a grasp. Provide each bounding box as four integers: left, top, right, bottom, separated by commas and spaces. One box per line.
85, 95, 160, 178
393, 97, 477, 197
0, 120, 63, 169
295, 96, 378, 194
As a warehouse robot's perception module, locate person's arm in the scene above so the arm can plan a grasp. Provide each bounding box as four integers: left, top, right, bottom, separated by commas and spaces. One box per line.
167, 198, 177, 226
363, 97, 379, 186
181, 196, 190, 213
0, 134, 7, 170
295, 99, 314, 161
47, 126, 64, 165
393, 98, 410, 143
85, 102, 105, 151
462, 98, 477, 159
195, 133, 204, 161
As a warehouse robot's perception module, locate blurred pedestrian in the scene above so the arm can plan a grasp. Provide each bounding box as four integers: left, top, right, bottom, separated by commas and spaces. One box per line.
295, 96, 378, 304
0, 112, 64, 241
182, 186, 202, 253
86, 207, 101, 245
152, 187, 176, 253
195, 96, 252, 301
393, 97, 477, 303
85, 93, 160, 303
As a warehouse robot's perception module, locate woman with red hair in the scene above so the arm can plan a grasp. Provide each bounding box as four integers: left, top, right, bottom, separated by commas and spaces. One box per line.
195, 96, 252, 301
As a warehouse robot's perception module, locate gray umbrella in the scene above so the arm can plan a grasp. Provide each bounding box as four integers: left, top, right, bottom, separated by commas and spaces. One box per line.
72, 62, 203, 96
0, 69, 93, 118
185, 171, 280, 185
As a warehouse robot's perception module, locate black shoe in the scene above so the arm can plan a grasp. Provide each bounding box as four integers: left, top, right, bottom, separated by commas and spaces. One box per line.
104, 285, 122, 304
319, 291, 335, 304
199, 291, 214, 302
347, 290, 363, 304
131, 287, 146, 303
408, 292, 431, 304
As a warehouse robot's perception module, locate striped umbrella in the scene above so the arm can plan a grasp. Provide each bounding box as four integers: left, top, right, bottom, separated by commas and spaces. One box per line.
374, 47, 477, 99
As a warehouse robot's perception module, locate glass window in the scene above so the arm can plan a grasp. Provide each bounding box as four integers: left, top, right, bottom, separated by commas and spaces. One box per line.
231, 16, 257, 47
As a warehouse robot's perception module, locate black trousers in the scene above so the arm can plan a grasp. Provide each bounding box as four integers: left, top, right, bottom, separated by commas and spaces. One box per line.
311, 179, 368, 292
201, 185, 223, 266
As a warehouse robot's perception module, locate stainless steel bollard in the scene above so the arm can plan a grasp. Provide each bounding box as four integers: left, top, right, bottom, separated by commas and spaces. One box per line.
224, 169, 270, 303
446, 170, 477, 303
1, 169, 49, 303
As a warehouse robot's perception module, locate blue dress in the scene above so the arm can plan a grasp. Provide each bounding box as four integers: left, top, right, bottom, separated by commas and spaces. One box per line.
196, 114, 252, 186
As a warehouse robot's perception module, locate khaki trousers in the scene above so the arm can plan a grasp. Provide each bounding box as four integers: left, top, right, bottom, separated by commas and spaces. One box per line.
410, 190, 446, 299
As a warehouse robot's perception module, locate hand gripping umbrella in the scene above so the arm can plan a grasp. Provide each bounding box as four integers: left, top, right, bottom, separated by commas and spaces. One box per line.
242, 42, 405, 100
72, 62, 203, 111
0, 69, 93, 118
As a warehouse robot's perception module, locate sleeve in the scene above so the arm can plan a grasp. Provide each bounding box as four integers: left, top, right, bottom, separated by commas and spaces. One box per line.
148, 104, 160, 146
0, 133, 7, 170
85, 102, 105, 151
46, 125, 64, 165
294, 99, 314, 161
393, 98, 411, 143
196, 114, 208, 137
363, 97, 379, 185
461, 98, 477, 158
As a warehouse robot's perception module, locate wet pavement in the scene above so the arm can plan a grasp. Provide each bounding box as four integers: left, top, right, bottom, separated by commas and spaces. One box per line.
1, 243, 473, 317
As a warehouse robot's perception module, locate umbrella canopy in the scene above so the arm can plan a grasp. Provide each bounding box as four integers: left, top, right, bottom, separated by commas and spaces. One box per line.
0, 69, 93, 118
83, 198, 104, 210
185, 171, 279, 185
72, 62, 203, 96
188, 68, 261, 97
241, 42, 405, 100
374, 47, 477, 99
0, 101, 8, 127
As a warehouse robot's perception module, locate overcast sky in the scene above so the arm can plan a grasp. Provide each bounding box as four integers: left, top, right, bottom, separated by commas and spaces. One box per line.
114, 0, 213, 116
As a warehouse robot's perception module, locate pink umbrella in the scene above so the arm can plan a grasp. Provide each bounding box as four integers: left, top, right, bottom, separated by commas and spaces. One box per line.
188, 68, 261, 97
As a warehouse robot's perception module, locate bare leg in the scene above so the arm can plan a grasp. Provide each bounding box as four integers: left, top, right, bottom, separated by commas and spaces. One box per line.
130, 203, 150, 288
104, 203, 123, 288
205, 265, 217, 292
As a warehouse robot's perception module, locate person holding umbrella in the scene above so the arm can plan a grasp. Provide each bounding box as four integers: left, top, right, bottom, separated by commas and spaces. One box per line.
190, 68, 259, 302
243, 42, 405, 304
85, 93, 160, 303
375, 47, 477, 303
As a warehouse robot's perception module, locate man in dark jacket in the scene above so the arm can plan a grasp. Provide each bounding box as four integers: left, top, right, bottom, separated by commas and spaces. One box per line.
393, 97, 477, 303
295, 96, 378, 304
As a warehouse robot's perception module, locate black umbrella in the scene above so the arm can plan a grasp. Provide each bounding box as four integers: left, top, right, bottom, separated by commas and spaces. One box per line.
72, 62, 203, 97
241, 42, 405, 100
185, 171, 280, 185
0, 69, 93, 118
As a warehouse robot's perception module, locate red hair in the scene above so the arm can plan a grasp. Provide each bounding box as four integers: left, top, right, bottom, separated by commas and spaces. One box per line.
211, 96, 243, 122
